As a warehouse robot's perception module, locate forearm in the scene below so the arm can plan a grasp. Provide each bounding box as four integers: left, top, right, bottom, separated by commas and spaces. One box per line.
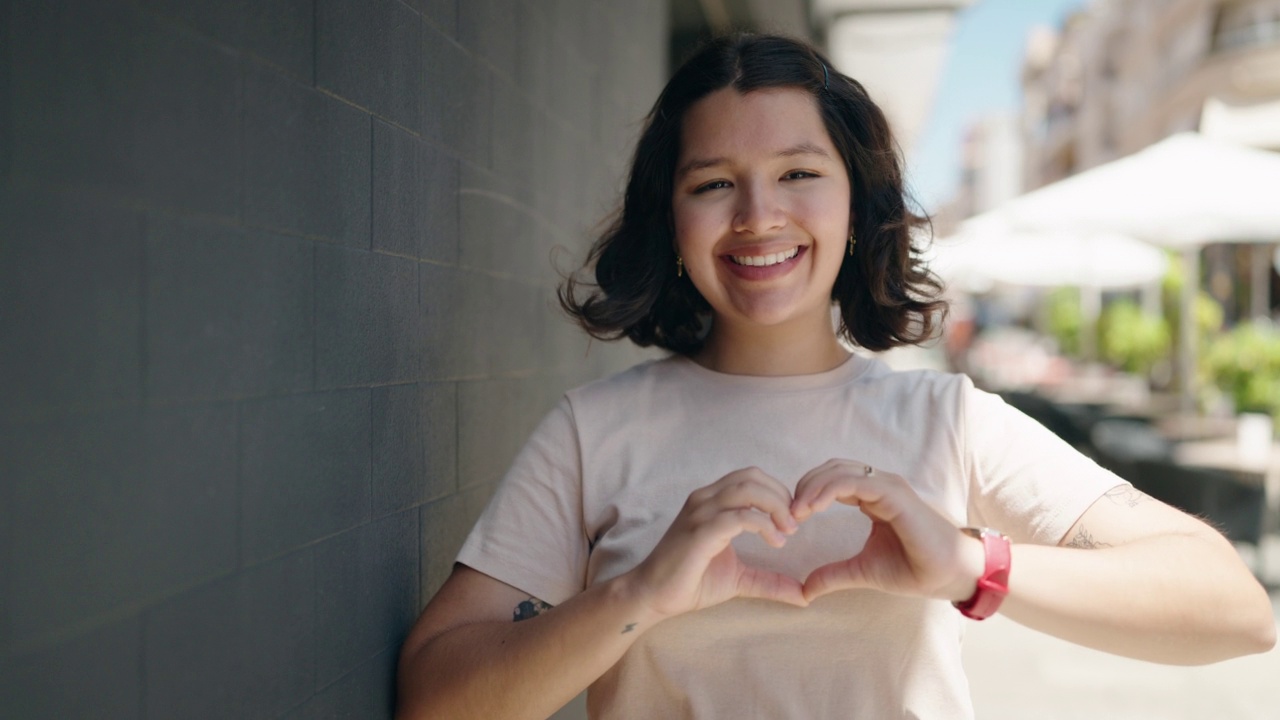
1001, 531, 1276, 665
396, 573, 661, 720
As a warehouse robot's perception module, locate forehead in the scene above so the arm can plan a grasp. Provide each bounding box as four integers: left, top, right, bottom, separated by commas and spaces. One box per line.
677, 87, 835, 162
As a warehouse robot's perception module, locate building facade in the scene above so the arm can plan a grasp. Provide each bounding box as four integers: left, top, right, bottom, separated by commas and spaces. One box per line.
1022, 0, 1280, 190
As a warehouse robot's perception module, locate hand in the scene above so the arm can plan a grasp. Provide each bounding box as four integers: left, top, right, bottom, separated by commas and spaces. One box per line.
627, 467, 809, 620
791, 459, 983, 603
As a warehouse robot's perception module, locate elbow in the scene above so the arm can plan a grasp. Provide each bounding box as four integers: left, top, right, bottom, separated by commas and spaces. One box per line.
1210, 591, 1276, 663
1238, 582, 1277, 657
1174, 618, 1274, 666
1247, 613, 1277, 656
394, 641, 432, 720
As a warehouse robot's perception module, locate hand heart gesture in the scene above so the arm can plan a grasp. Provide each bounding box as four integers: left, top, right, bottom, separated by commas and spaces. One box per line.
791, 459, 983, 604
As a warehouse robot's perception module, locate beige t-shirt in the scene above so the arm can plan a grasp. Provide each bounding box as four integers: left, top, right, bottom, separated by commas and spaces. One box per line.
458, 354, 1125, 719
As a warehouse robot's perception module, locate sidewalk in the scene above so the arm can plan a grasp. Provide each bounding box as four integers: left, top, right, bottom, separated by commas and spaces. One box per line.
963, 536, 1280, 720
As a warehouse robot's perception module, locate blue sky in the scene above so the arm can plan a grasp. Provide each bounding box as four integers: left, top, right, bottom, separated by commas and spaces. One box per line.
906, 0, 1087, 213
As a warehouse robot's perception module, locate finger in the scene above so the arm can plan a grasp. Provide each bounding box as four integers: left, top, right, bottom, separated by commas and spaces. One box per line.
847, 478, 947, 547
792, 459, 841, 505
791, 463, 838, 519
736, 565, 808, 607
802, 558, 866, 602
709, 470, 799, 534
704, 507, 789, 548
793, 462, 878, 520
720, 468, 798, 527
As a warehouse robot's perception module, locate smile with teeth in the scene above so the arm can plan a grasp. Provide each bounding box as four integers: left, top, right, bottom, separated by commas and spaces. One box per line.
729, 246, 800, 267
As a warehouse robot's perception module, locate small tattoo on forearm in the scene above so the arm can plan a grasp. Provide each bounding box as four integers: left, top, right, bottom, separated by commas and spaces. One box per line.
622, 623, 637, 634
1066, 526, 1112, 549
513, 598, 552, 622
1103, 485, 1149, 509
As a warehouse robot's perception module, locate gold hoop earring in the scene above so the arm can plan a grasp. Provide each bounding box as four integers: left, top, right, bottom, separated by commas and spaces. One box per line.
848, 231, 856, 256
676, 256, 684, 277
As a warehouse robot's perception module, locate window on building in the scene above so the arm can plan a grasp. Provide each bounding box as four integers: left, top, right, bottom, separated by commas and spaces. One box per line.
1212, 0, 1280, 53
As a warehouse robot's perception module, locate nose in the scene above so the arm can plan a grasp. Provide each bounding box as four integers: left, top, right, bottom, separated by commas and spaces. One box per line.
731, 178, 787, 236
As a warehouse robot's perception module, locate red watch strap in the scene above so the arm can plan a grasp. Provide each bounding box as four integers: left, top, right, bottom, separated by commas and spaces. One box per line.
953, 528, 1011, 621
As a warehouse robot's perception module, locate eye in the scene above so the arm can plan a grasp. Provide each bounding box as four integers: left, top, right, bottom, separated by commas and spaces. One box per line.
692, 179, 731, 194
782, 170, 819, 181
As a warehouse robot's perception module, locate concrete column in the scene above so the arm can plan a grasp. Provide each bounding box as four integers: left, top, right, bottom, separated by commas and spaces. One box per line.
1251, 243, 1272, 321
1180, 246, 1200, 411
824, 9, 959, 157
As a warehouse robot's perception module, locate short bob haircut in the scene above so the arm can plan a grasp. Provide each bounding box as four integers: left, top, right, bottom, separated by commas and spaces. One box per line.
559, 33, 946, 355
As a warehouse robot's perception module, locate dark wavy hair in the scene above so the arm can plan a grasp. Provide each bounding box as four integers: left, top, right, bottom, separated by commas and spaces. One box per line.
559, 33, 946, 355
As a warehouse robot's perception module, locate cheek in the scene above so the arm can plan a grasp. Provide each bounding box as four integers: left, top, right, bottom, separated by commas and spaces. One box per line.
796, 194, 850, 244
671, 203, 719, 257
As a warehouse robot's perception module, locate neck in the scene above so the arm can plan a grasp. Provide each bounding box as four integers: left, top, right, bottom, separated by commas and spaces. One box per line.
693, 313, 850, 376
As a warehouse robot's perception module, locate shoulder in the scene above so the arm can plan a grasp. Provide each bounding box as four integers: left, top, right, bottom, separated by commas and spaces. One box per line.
564, 354, 689, 412
854, 356, 975, 408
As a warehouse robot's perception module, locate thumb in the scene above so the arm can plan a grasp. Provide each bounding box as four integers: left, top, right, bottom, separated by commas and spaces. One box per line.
737, 566, 809, 607
802, 557, 868, 602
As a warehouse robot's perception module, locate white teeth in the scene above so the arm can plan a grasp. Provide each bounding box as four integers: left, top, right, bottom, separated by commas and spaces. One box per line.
732, 247, 799, 267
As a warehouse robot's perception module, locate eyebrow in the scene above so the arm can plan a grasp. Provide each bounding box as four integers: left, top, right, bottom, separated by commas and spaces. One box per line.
675, 143, 834, 179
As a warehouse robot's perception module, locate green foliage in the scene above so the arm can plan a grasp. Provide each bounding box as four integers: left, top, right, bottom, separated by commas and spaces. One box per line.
1099, 300, 1171, 375
1164, 252, 1222, 335
1205, 321, 1280, 417
1046, 287, 1081, 357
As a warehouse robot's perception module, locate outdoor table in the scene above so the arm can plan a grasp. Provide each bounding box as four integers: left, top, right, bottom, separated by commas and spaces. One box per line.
1173, 438, 1280, 582
1156, 413, 1239, 443
1038, 371, 1151, 410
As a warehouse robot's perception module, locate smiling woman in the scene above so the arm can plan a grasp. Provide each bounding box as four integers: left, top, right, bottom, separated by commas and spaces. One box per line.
671, 88, 853, 372
394, 34, 1275, 720
558, 35, 944, 362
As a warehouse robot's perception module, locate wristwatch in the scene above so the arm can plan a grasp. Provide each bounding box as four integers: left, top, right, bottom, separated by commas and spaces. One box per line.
952, 527, 1011, 621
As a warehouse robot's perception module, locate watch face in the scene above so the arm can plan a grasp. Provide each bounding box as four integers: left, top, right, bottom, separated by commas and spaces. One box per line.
960, 526, 1007, 540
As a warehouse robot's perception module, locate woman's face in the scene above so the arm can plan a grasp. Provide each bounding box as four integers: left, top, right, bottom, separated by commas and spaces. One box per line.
672, 87, 852, 336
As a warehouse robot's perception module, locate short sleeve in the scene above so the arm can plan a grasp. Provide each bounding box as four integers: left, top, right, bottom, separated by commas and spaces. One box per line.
961, 378, 1128, 545
456, 397, 589, 605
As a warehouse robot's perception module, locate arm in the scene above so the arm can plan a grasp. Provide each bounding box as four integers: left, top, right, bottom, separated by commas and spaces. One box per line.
1000, 484, 1276, 665
396, 468, 807, 720
395, 565, 661, 720
791, 462, 1276, 667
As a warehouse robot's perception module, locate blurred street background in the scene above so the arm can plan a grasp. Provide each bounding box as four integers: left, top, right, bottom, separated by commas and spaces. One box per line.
901, 1, 1280, 717
4, 0, 1280, 718
963, 583, 1280, 719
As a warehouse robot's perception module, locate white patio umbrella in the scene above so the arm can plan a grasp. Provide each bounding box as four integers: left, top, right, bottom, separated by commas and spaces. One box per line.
1000, 132, 1280, 247
929, 217, 1168, 359
992, 133, 1280, 407
929, 217, 1168, 290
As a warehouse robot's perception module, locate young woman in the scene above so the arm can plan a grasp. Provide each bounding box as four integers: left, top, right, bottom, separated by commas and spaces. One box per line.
396, 34, 1275, 720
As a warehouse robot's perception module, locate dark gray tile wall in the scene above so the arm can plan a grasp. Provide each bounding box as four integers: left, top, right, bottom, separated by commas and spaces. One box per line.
243, 63, 373, 246
143, 551, 317, 719
145, 216, 315, 400
0, 618, 141, 720
0, 190, 143, 419
0, 0, 666, 716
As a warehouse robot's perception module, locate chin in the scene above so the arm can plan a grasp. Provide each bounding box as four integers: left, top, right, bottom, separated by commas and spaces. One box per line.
725, 302, 820, 329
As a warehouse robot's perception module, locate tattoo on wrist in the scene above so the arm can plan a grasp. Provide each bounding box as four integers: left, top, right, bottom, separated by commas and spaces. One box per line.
622, 623, 637, 634
513, 598, 553, 622
1065, 525, 1112, 549
1103, 485, 1149, 509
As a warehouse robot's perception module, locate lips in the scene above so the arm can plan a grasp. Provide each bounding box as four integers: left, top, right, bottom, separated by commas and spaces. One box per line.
730, 246, 800, 267
721, 245, 807, 280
